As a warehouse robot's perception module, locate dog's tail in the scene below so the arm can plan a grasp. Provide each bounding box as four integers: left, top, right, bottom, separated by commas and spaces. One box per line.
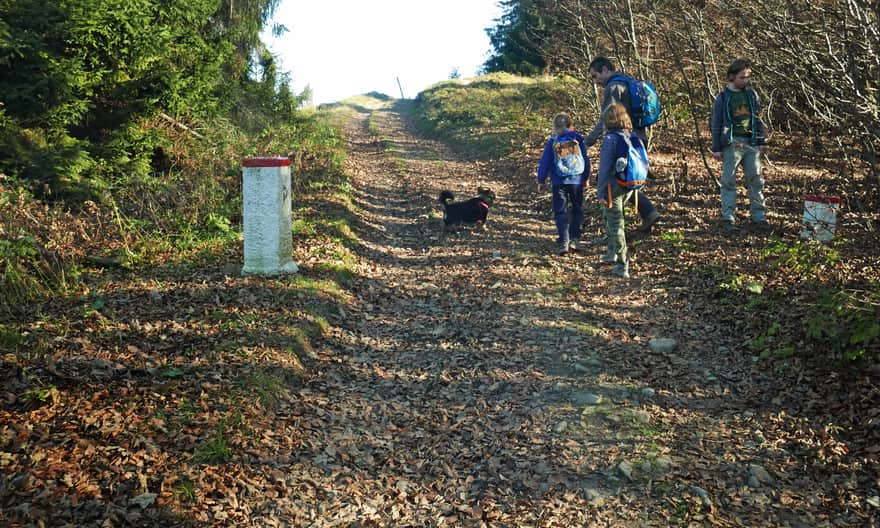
439, 190, 454, 205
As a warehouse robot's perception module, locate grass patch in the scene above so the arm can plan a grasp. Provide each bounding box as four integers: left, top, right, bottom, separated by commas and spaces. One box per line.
193, 423, 232, 464
313, 262, 356, 286
0, 324, 29, 355
292, 218, 318, 237
658, 230, 695, 251
288, 274, 351, 304
20, 384, 59, 405
568, 321, 604, 336
174, 479, 196, 502
288, 326, 314, 364
413, 73, 576, 159
761, 237, 840, 276
239, 369, 286, 407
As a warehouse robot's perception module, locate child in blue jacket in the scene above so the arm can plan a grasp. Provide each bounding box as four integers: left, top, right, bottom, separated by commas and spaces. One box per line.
537, 113, 590, 255
597, 102, 644, 278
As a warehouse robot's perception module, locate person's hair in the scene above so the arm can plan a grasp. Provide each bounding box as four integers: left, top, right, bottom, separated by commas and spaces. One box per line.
603, 102, 632, 130
553, 113, 572, 133
588, 57, 615, 73
727, 58, 752, 80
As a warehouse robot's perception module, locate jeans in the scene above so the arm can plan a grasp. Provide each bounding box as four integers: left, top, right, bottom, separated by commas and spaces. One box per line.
605, 185, 634, 264
552, 184, 584, 244
720, 138, 766, 223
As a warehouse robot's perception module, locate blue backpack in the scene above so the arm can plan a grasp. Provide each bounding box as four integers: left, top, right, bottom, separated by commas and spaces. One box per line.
608, 74, 662, 128
552, 137, 586, 177
614, 132, 649, 190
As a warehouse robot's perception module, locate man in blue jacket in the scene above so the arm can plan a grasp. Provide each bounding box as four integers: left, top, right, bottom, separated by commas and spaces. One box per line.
711, 58, 769, 234
538, 113, 590, 255
585, 57, 661, 233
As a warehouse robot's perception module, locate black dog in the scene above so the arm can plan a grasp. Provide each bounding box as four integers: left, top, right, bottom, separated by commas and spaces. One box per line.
438, 188, 496, 234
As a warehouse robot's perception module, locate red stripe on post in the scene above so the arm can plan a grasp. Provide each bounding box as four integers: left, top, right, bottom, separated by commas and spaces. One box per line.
805, 195, 841, 204
242, 157, 291, 167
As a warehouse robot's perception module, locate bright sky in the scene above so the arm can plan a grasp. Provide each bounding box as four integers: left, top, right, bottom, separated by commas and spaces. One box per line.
261, 0, 503, 106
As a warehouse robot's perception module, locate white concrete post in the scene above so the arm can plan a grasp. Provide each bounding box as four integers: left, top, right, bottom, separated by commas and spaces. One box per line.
800, 195, 840, 242
241, 157, 299, 276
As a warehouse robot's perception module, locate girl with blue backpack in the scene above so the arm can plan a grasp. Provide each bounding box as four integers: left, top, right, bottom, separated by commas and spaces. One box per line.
596, 102, 649, 278
537, 113, 590, 255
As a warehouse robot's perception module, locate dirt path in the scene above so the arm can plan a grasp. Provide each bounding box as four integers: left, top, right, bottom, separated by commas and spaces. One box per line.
3, 97, 869, 528
2, 96, 875, 527
276, 100, 866, 527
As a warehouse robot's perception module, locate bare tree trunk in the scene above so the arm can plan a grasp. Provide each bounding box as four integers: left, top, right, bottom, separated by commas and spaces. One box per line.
624, 0, 644, 76
663, 28, 718, 185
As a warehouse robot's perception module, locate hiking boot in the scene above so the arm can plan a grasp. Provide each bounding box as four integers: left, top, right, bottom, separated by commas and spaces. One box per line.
557, 242, 569, 256
640, 210, 661, 232
601, 250, 618, 265
721, 220, 739, 235
611, 261, 630, 278
568, 239, 580, 252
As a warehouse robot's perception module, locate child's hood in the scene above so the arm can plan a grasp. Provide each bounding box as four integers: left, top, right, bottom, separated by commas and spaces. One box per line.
554, 130, 583, 142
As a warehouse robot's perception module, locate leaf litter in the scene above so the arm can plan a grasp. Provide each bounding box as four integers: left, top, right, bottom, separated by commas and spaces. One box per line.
1, 99, 878, 527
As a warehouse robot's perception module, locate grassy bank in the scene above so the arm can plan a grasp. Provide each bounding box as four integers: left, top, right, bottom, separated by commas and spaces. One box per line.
412, 73, 581, 159
0, 107, 346, 317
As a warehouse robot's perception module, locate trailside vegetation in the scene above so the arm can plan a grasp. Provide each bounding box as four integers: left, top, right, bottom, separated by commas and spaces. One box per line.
0, 0, 346, 314
483, 0, 880, 200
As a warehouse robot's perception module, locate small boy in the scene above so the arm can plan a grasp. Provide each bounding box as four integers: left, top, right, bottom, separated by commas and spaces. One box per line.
711, 58, 769, 234
537, 113, 590, 255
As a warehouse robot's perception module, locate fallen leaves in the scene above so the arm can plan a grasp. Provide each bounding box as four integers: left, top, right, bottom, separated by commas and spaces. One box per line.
1, 101, 878, 528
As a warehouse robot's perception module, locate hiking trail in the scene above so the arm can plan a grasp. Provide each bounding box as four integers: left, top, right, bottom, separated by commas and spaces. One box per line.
279, 99, 843, 526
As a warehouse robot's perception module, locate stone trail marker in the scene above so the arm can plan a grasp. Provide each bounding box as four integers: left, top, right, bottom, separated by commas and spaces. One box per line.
241, 157, 299, 276
801, 195, 840, 242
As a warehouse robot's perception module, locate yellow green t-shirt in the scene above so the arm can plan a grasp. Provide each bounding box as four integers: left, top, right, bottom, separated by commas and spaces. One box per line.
728, 89, 752, 137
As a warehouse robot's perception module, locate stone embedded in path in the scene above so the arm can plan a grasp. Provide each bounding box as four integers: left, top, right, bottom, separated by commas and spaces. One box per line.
583, 487, 605, 507
584, 357, 603, 368
640, 387, 656, 398
747, 464, 776, 487
618, 460, 634, 480
689, 486, 713, 509
554, 421, 569, 433
654, 456, 673, 473
572, 392, 603, 406
631, 410, 651, 424
573, 363, 590, 374
649, 338, 678, 353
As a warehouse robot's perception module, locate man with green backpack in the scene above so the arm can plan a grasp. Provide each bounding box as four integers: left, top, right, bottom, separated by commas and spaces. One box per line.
584, 57, 662, 234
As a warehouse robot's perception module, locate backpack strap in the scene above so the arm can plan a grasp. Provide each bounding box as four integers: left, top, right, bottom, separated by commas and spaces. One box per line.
607, 74, 631, 87
615, 131, 631, 167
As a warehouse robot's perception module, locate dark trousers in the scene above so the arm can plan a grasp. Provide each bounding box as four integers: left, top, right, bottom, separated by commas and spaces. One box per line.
552, 184, 584, 244
630, 191, 657, 220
